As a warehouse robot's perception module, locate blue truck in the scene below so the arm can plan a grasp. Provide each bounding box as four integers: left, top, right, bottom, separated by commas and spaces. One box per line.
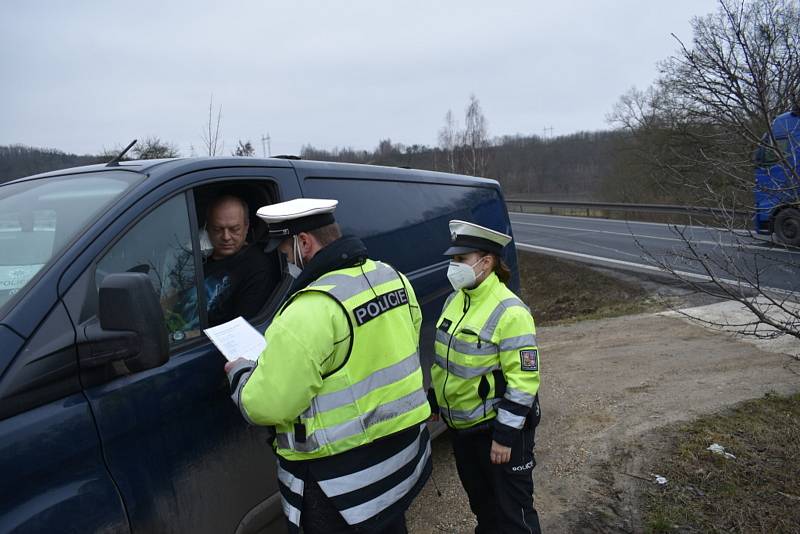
0, 157, 519, 533
753, 109, 800, 246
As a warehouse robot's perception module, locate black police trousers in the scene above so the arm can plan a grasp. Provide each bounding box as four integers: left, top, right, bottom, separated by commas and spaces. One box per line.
299, 479, 408, 534
451, 424, 541, 534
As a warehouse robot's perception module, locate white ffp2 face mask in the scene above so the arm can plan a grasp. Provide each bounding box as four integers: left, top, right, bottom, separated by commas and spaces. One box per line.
287, 262, 302, 279
286, 235, 304, 278
447, 257, 486, 290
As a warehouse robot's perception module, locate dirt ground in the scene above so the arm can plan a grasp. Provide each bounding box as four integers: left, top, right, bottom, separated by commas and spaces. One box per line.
407, 277, 800, 533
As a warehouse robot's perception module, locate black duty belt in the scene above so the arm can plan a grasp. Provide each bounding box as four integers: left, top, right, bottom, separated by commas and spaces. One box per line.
452, 421, 493, 437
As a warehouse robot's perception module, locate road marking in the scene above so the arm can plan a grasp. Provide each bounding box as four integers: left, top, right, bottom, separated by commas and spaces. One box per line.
515, 242, 794, 297
511, 220, 800, 255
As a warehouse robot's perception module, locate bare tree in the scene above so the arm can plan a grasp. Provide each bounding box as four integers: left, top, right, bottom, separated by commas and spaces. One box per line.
201, 95, 224, 156
132, 137, 180, 159
436, 96, 490, 176
233, 140, 255, 157
464, 94, 490, 176
438, 109, 459, 173
377, 138, 395, 158
610, 0, 800, 340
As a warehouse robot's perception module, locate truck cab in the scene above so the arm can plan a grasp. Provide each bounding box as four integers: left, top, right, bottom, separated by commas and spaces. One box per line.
753, 110, 800, 246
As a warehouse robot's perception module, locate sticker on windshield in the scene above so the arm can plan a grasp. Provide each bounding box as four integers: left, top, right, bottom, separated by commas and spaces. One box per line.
0, 265, 44, 291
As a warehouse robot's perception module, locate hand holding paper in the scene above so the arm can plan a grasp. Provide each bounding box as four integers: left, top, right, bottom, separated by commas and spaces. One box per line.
204, 316, 266, 362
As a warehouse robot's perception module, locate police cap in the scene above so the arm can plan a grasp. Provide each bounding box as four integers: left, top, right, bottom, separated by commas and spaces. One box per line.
257, 198, 338, 252
443, 219, 512, 256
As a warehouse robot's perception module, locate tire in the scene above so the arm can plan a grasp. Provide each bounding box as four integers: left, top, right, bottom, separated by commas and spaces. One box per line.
774, 207, 800, 247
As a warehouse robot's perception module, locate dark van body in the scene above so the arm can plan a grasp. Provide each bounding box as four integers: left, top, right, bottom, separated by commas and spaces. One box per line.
0, 158, 519, 533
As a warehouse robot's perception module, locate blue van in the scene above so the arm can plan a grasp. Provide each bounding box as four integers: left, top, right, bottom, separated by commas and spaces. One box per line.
0, 157, 519, 533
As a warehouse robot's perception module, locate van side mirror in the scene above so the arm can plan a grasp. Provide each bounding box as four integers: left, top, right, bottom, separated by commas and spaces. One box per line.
79, 272, 169, 373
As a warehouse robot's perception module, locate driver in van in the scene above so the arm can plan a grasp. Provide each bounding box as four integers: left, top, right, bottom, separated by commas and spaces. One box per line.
203, 194, 276, 326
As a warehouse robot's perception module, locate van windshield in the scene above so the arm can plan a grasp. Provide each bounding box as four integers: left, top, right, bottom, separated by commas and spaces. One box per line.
0, 171, 142, 310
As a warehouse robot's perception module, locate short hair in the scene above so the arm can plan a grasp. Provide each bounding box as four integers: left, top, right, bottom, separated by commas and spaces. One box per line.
307, 223, 342, 247
207, 195, 249, 226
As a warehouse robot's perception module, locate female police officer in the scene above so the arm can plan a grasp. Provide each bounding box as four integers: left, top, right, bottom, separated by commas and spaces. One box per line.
430, 220, 541, 534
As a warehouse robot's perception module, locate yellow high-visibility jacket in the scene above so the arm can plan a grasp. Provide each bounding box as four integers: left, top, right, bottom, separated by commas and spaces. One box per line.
431, 272, 540, 445
237, 259, 430, 460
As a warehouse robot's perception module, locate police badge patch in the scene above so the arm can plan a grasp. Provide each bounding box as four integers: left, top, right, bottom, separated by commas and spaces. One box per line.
519, 349, 538, 371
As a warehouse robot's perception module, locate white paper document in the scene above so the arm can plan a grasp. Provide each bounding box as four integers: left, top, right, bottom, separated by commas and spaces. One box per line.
203, 316, 266, 362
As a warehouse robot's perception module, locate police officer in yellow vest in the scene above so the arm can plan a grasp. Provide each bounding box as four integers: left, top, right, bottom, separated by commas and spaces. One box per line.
430, 220, 542, 534
224, 198, 431, 534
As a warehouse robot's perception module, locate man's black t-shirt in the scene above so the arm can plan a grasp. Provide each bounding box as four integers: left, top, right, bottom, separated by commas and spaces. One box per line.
204, 245, 278, 326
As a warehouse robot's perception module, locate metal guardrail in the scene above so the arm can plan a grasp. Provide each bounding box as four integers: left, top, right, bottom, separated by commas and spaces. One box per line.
505, 198, 742, 217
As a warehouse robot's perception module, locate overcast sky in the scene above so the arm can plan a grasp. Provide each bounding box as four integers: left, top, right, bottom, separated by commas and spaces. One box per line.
1, 0, 719, 157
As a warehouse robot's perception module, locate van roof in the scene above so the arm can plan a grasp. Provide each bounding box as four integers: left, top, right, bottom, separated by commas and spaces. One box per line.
9, 157, 500, 189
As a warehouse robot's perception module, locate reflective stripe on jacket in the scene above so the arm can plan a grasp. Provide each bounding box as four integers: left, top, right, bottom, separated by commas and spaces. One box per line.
234, 247, 431, 531
270, 259, 431, 460
277, 423, 431, 532
431, 272, 540, 444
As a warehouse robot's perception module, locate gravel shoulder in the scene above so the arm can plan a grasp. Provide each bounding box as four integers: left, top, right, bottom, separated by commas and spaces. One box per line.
407, 310, 800, 533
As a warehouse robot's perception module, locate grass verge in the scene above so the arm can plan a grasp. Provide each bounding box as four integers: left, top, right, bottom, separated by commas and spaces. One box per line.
516, 250, 654, 326
643, 392, 800, 533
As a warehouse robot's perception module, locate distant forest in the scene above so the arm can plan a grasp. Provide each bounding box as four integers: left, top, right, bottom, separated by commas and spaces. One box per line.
0, 129, 683, 204
0, 145, 105, 182
299, 130, 638, 202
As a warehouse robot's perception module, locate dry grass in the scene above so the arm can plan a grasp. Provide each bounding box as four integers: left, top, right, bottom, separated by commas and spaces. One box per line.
643, 393, 800, 533
516, 250, 654, 326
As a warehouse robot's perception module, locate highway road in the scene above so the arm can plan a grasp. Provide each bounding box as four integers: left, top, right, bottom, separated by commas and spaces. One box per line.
509, 212, 799, 294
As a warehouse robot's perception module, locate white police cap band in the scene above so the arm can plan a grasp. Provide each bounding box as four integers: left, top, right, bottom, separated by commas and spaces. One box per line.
257, 198, 338, 251
444, 219, 511, 256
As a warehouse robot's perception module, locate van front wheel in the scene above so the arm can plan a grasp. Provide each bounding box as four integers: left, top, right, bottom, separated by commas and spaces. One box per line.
774, 207, 800, 247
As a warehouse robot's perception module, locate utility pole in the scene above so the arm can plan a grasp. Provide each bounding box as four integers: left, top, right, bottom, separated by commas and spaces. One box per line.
261, 133, 272, 157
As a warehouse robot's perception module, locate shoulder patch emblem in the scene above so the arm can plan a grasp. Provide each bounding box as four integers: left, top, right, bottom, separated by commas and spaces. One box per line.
520, 349, 538, 371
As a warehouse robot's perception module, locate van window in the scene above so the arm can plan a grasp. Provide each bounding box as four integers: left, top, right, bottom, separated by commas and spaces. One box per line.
192, 181, 283, 326
96, 194, 200, 346
0, 172, 141, 311
755, 136, 792, 167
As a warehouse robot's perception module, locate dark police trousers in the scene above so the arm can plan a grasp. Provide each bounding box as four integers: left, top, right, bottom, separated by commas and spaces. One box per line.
452, 424, 541, 534
300, 479, 408, 534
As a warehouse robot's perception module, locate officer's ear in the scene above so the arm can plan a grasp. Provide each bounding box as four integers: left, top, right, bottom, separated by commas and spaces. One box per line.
296, 232, 317, 257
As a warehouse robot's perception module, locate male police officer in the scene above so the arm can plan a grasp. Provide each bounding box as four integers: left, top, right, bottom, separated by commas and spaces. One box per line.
225, 198, 431, 534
